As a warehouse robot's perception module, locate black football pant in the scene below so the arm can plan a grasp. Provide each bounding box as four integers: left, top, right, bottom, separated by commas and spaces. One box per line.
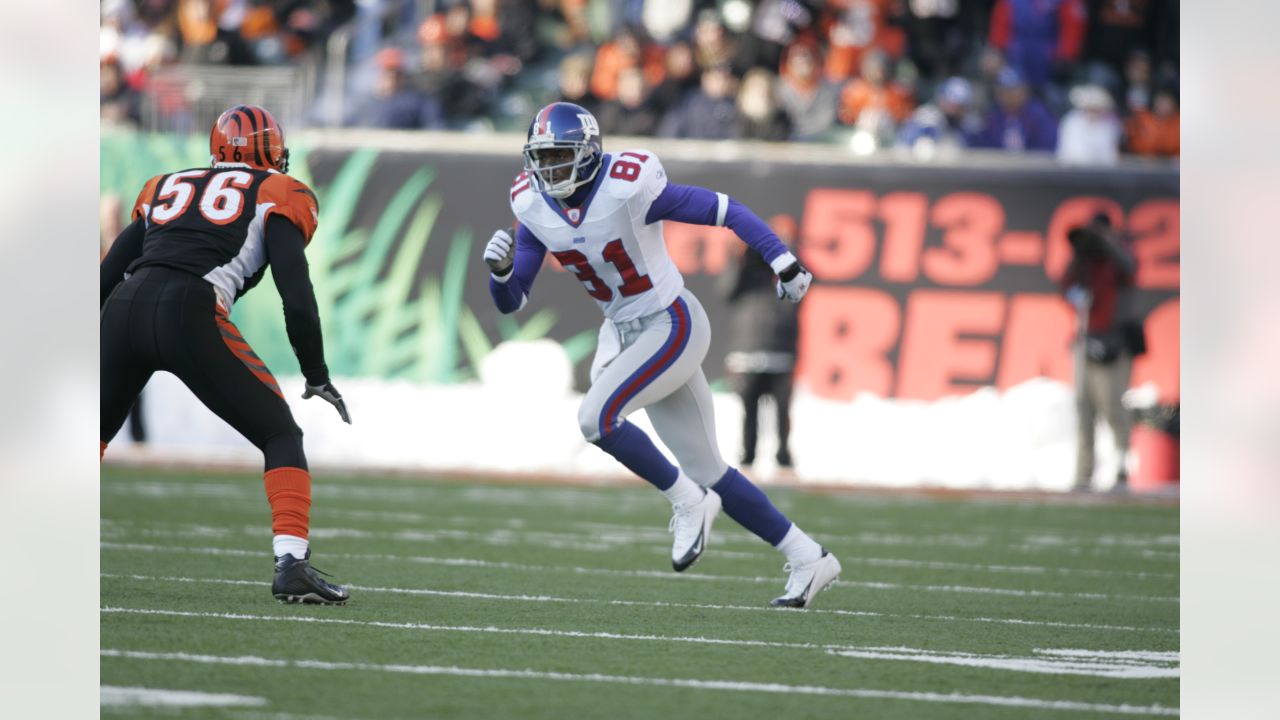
100, 267, 306, 470
735, 371, 793, 466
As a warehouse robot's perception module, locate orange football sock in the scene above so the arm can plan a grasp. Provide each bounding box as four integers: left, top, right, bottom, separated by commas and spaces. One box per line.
100, 441, 107, 461
264, 467, 311, 539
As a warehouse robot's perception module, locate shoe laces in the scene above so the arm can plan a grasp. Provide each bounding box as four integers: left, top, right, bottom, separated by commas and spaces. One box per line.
780, 556, 820, 596
668, 499, 703, 543
668, 504, 692, 533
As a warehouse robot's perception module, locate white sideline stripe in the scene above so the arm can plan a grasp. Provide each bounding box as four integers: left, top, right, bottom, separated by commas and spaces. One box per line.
98, 539, 1177, 604
101, 606, 1179, 680
99, 648, 1179, 716
825, 648, 1178, 680
103, 518, 1176, 579
100, 685, 266, 708
100, 572, 1177, 635
105, 481, 1179, 557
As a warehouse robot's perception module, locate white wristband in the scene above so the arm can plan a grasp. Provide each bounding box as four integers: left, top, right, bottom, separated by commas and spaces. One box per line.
769, 251, 799, 275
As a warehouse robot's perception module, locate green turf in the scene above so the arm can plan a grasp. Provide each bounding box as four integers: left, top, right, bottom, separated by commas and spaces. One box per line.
100, 466, 1179, 719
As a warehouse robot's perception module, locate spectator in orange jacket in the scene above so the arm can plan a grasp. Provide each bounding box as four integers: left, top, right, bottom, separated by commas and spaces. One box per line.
1125, 86, 1179, 157
591, 29, 666, 102
823, 0, 907, 82
838, 50, 914, 127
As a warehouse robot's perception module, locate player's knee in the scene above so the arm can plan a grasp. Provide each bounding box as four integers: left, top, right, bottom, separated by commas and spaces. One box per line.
577, 401, 604, 443
262, 428, 307, 471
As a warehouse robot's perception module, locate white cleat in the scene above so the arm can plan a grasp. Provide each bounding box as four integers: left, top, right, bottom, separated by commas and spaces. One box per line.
771, 550, 841, 608
668, 489, 721, 572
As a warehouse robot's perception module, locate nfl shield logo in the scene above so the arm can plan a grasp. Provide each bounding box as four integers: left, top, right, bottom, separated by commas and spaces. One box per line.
567, 208, 581, 223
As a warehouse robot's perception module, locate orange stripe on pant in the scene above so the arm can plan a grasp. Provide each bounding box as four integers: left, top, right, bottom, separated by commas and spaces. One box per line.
215, 306, 285, 399
264, 467, 311, 539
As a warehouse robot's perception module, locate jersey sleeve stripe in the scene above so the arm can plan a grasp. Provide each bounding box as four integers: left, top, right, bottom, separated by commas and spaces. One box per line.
715, 192, 729, 227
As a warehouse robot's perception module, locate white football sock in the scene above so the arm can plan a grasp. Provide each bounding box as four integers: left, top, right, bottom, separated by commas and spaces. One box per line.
776, 524, 823, 565
273, 534, 309, 560
662, 472, 706, 508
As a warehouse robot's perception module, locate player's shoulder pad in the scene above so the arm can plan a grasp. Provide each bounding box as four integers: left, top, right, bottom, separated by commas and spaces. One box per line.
260, 172, 320, 243
132, 174, 165, 222
601, 149, 667, 203
508, 169, 538, 215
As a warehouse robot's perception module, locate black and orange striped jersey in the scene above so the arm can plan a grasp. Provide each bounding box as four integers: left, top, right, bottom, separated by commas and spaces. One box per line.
127, 164, 320, 310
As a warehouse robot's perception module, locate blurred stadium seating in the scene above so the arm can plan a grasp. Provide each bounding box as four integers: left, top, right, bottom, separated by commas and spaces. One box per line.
102, 1, 1179, 161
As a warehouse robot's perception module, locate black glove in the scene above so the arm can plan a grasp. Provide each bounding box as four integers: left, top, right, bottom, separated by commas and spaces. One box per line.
302, 382, 351, 424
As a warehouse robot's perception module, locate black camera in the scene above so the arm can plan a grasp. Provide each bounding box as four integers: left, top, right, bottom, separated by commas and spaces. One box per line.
1067, 213, 1111, 258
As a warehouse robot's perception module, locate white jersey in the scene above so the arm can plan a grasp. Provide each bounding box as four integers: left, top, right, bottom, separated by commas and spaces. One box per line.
510, 150, 683, 323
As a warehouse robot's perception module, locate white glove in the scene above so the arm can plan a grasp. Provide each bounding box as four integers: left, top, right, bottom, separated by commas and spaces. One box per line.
775, 261, 813, 303
484, 228, 515, 277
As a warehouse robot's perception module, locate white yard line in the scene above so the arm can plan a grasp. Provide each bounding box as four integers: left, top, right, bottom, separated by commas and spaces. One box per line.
103, 517, 1177, 580
98, 537, 1177, 604
100, 685, 266, 708
825, 648, 1178, 679
1036, 648, 1182, 662
104, 480, 1180, 558
224, 713, 367, 720
99, 648, 1179, 716
100, 571, 1178, 635
101, 605, 1180, 680
102, 605, 837, 651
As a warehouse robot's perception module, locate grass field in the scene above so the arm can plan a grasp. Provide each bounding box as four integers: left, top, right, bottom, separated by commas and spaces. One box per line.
101, 465, 1179, 719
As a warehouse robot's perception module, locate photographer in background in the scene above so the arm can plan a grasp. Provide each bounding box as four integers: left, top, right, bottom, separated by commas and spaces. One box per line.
721, 216, 801, 471
1062, 213, 1143, 492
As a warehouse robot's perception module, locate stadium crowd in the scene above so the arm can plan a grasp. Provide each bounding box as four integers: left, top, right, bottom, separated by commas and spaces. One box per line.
101, 0, 1179, 163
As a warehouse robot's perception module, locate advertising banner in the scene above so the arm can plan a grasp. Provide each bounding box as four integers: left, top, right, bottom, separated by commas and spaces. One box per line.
102, 134, 1179, 403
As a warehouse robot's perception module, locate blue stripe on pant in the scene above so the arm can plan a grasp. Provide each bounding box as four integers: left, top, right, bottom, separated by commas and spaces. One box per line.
597, 298, 691, 439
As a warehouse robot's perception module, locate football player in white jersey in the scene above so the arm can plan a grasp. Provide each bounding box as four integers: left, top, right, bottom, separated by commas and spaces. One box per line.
483, 102, 840, 607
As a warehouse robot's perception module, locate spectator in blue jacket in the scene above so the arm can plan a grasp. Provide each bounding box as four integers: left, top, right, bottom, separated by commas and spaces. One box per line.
969, 67, 1058, 151
657, 64, 739, 140
898, 76, 982, 154
988, 0, 1086, 91
352, 48, 445, 131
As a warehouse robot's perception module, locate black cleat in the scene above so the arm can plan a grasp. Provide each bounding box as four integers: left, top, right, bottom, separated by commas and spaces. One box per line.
272, 550, 350, 605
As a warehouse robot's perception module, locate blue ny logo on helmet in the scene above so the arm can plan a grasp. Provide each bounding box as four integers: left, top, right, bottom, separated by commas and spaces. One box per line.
523, 102, 603, 199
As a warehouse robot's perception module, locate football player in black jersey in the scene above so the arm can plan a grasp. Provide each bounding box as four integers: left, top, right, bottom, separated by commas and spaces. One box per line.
101, 105, 350, 605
